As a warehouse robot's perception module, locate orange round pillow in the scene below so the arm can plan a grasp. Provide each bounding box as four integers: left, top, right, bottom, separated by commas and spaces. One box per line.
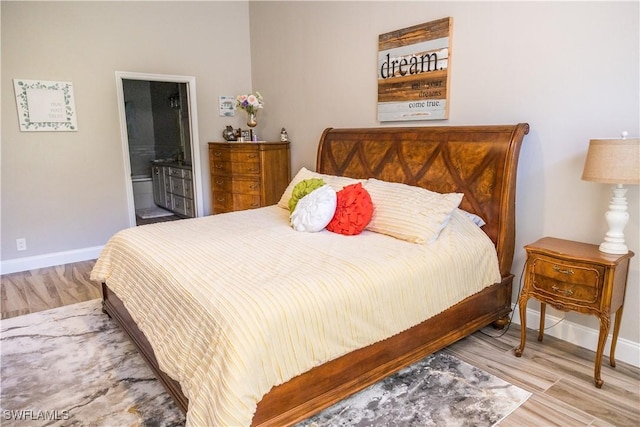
326, 183, 374, 235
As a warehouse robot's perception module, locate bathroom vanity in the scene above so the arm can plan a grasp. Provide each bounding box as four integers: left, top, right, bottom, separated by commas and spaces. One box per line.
152, 161, 195, 218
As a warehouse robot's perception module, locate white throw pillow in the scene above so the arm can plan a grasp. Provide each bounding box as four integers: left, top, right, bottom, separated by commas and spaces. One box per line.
364, 178, 463, 244
290, 185, 337, 232
278, 167, 364, 209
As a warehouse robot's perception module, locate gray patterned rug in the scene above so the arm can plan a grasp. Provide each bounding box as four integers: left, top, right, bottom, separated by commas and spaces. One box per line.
1, 300, 530, 426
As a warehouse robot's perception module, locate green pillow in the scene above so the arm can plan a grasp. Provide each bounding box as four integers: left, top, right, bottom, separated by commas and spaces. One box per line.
289, 178, 326, 212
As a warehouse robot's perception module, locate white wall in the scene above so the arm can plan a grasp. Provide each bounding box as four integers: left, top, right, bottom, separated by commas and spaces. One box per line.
249, 1, 639, 364
1, 1, 253, 265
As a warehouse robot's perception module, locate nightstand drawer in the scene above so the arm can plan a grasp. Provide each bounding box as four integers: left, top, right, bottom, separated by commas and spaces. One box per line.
530, 257, 603, 304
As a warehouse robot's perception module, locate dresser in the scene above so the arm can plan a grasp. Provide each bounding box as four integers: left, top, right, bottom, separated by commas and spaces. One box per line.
514, 237, 634, 388
208, 141, 290, 214
152, 162, 195, 218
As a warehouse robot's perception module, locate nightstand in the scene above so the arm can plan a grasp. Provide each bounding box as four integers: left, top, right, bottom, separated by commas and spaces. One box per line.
514, 237, 634, 388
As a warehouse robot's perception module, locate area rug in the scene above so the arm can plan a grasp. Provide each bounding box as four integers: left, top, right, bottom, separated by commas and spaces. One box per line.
1, 300, 530, 426
135, 206, 174, 219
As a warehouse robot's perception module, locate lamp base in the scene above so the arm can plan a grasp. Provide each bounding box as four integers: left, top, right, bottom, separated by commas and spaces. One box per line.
598, 241, 629, 255
598, 184, 630, 255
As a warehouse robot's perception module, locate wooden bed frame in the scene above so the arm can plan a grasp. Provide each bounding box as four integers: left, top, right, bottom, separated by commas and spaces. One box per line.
102, 123, 529, 426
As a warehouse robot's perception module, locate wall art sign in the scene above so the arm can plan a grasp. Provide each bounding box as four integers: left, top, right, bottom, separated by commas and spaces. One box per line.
13, 79, 78, 131
377, 17, 452, 122
219, 95, 235, 117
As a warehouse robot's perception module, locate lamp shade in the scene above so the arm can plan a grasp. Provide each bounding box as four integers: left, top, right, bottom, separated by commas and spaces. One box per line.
581, 138, 640, 184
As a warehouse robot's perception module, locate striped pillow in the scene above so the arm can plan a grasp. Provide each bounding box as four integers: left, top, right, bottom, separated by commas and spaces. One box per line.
364, 178, 463, 244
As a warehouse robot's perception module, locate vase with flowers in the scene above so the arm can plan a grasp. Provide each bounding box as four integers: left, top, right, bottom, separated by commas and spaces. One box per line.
236, 92, 264, 127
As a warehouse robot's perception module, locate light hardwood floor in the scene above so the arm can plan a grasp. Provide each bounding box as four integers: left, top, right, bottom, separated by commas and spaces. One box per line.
1, 260, 639, 426
1, 260, 99, 319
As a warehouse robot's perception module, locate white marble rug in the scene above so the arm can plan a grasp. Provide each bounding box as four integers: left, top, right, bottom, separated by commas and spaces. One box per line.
1, 300, 530, 426
135, 206, 174, 219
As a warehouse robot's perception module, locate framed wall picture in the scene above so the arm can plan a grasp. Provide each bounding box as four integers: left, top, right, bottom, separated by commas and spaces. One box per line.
219, 96, 235, 117
377, 17, 453, 122
240, 129, 253, 142
13, 79, 78, 131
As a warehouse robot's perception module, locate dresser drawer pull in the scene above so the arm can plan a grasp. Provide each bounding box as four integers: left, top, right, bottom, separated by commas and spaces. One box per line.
247, 154, 258, 159
215, 164, 224, 169
251, 203, 260, 207
553, 265, 574, 275
248, 167, 259, 172
215, 180, 224, 185
217, 197, 225, 202
551, 285, 574, 296
213, 152, 222, 157
249, 184, 258, 189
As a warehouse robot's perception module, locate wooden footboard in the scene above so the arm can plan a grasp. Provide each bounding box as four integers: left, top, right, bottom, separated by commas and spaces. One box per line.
103, 275, 512, 426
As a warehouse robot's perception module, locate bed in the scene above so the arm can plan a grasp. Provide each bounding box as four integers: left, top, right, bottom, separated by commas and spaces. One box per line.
93, 123, 529, 426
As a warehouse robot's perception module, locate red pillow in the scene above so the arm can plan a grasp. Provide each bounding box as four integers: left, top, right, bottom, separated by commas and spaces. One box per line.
326, 183, 374, 235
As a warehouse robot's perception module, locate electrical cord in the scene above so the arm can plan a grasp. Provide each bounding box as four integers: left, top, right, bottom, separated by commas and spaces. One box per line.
478, 259, 526, 338
479, 258, 567, 338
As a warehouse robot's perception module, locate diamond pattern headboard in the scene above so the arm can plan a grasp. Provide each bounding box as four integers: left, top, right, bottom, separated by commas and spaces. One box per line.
316, 123, 529, 278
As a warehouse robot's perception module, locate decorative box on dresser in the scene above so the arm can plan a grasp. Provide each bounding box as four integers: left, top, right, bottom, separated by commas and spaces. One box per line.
209, 141, 290, 214
515, 237, 634, 388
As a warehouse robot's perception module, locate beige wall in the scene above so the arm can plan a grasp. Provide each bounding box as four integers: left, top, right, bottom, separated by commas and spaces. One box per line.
249, 1, 640, 356
2, 1, 639, 362
1, 0, 253, 259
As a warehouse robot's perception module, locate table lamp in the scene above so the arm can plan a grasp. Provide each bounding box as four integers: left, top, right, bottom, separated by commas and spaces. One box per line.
581, 132, 640, 254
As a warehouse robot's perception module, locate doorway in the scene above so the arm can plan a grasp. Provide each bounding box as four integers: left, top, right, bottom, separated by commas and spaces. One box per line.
115, 72, 204, 227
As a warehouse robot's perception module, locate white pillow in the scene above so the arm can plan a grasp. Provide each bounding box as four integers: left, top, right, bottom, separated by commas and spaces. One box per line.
290, 185, 337, 232
278, 167, 364, 209
364, 178, 463, 244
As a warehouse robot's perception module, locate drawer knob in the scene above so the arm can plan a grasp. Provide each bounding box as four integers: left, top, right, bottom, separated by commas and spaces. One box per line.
216, 180, 224, 185
215, 164, 223, 169
214, 152, 222, 157
551, 284, 574, 296
553, 265, 574, 275
248, 167, 258, 172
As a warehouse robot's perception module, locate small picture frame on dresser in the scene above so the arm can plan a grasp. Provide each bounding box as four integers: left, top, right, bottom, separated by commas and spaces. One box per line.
239, 129, 252, 142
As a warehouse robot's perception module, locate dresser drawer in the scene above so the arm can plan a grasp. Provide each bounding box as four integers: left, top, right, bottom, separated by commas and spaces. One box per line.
211, 176, 260, 194
529, 256, 604, 305
211, 161, 261, 176
213, 192, 261, 213
210, 148, 260, 163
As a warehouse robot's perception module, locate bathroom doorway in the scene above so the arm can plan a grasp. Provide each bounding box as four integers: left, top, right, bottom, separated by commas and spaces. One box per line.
115, 72, 204, 227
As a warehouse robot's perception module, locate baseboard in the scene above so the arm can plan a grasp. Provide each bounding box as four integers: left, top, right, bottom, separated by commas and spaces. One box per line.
0, 246, 104, 275
511, 304, 640, 368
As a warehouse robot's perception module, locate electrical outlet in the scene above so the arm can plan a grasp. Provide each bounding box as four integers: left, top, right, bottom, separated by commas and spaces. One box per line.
16, 238, 27, 251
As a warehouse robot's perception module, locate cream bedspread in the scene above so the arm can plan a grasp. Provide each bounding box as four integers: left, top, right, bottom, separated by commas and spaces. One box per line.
91, 206, 501, 427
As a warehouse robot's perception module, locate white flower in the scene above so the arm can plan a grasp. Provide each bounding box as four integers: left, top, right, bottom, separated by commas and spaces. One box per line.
236, 92, 264, 114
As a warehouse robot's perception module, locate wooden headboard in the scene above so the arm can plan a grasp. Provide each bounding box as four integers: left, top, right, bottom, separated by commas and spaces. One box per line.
316, 123, 529, 278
